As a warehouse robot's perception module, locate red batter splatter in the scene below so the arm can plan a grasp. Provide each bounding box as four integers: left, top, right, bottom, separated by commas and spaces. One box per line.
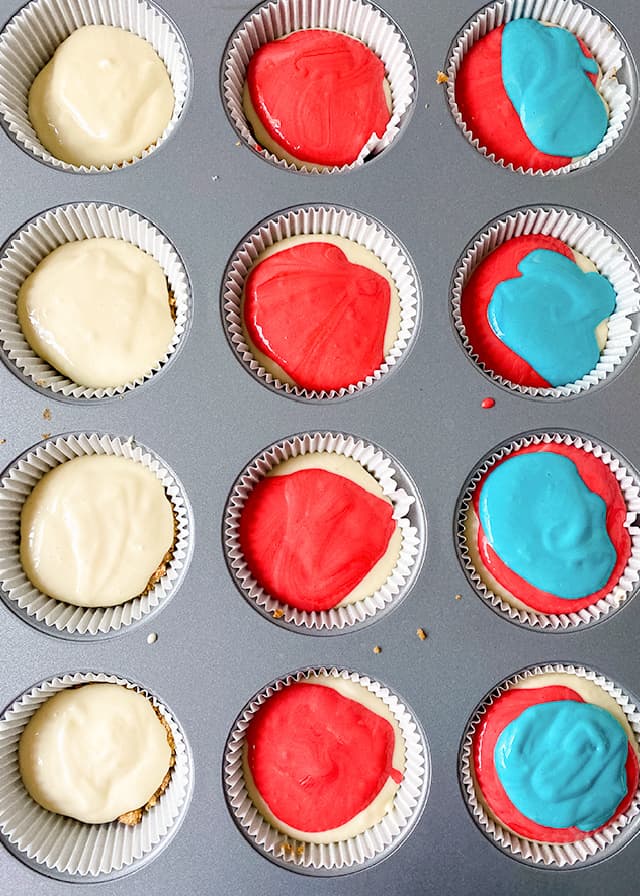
246, 681, 402, 832
454, 25, 598, 172
481, 397, 495, 409
239, 468, 396, 612
244, 242, 391, 392
247, 30, 391, 167
472, 684, 639, 842
461, 234, 575, 388
471, 442, 631, 614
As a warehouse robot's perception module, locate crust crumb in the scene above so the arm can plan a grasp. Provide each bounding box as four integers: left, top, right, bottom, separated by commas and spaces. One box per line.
416, 627, 427, 640
0, 439, 5, 445
42, 408, 51, 421
41, 433, 51, 439
436, 71, 449, 84
373, 645, 382, 654
167, 286, 177, 323
455, 593, 462, 601
117, 700, 175, 825
272, 608, 284, 619
295, 845, 304, 856
36, 379, 47, 387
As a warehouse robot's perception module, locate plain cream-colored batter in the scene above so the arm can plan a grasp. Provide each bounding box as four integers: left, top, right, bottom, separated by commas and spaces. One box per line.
267, 452, 402, 607
242, 674, 405, 843
20, 454, 175, 608
17, 238, 175, 390
28, 24, 174, 168
19, 683, 172, 824
241, 233, 401, 390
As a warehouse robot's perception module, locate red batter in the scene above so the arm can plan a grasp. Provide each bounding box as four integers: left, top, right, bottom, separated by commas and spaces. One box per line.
471, 443, 631, 615
244, 242, 391, 392
246, 30, 391, 167
246, 681, 402, 832
472, 684, 639, 842
455, 25, 598, 172
239, 467, 397, 612
460, 234, 575, 388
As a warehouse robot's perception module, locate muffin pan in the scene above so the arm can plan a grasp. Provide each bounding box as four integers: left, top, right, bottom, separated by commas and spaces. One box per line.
0, 0, 639, 894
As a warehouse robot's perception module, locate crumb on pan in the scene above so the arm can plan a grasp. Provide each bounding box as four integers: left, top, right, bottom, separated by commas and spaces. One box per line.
0, 438, 5, 445
272, 608, 284, 619
416, 627, 427, 640
41, 433, 51, 439
455, 593, 462, 601
42, 408, 51, 421
373, 645, 382, 654
436, 71, 449, 84
117, 703, 175, 825
36, 379, 47, 387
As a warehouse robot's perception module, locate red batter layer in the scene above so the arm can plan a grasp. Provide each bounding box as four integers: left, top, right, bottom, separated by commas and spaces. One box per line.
460, 234, 575, 388
246, 681, 402, 833
471, 443, 631, 615
472, 684, 639, 842
454, 25, 598, 172
244, 242, 391, 392
246, 30, 391, 167
239, 467, 397, 612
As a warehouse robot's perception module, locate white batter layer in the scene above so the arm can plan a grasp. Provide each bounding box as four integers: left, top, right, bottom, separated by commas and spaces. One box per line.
20, 454, 175, 608
17, 238, 175, 390
241, 233, 401, 390
242, 30, 392, 172
242, 674, 406, 843
267, 452, 402, 607
19, 684, 172, 825
472, 672, 639, 843
28, 24, 174, 168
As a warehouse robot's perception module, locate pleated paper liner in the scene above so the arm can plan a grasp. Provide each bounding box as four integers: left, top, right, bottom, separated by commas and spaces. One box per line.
0, 432, 194, 639
222, 204, 420, 401
445, 0, 637, 175
223, 432, 426, 634
454, 430, 640, 631
459, 662, 640, 867
221, 0, 416, 174
0, 0, 191, 173
224, 666, 430, 875
0, 202, 192, 402
451, 206, 640, 398
0, 671, 193, 881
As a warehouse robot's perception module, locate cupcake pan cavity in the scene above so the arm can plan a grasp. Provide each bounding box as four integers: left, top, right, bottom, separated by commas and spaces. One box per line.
0, 203, 192, 401
0, 433, 194, 639
454, 430, 640, 631
0, 672, 193, 881
221, 0, 417, 174
223, 432, 425, 632
451, 206, 640, 398
222, 205, 421, 401
0, 0, 191, 173
445, 0, 638, 175
459, 663, 640, 867
223, 667, 430, 875
1, 0, 640, 894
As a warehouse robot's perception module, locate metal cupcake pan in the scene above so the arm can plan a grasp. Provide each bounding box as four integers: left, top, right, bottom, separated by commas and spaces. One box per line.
0, 0, 639, 894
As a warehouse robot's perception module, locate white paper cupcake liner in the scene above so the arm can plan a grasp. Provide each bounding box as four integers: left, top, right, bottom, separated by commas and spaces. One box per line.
223, 432, 425, 633
0, 0, 191, 173
0, 671, 192, 881
224, 666, 429, 874
222, 205, 420, 401
455, 431, 640, 631
0, 432, 194, 639
446, 0, 635, 175
459, 662, 640, 867
451, 206, 640, 398
0, 202, 191, 401
221, 0, 416, 174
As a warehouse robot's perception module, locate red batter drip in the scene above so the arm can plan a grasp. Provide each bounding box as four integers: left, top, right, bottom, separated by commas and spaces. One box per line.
246, 681, 402, 832
244, 242, 391, 392
461, 233, 576, 388
472, 684, 639, 842
239, 468, 397, 612
471, 443, 631, 615
246, 30, 391, 167
455, 25, 598, 172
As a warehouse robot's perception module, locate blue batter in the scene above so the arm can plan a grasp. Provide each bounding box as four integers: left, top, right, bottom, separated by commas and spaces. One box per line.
478, 452, 616, 599
495, 700, 629, 831
487, 249, 616, 387
501, 18, 608, 157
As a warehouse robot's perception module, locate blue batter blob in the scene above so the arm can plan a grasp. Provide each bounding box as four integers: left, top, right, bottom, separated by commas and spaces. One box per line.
501, 18, 608, 157
495, 700, 629, 831
487, 249, 616, 387
478, 452, 616, 599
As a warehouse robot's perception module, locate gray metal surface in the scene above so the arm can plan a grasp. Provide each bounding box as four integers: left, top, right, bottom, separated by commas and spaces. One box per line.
0, 0, 638, 894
